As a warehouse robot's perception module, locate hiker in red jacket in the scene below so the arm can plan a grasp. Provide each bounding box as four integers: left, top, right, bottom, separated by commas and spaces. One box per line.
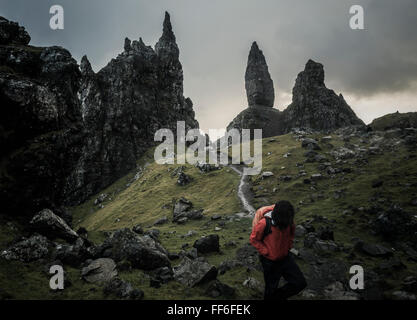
250, 200, 307, 300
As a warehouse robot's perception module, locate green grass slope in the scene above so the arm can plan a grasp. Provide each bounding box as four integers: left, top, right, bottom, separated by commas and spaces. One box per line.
1, 130, 416, 300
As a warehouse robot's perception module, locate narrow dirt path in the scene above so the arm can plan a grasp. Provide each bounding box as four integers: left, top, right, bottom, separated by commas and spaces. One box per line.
228, 164, 255, 216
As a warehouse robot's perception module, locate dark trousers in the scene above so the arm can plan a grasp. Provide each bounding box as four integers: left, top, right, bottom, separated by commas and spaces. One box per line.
260, 254, 307, 300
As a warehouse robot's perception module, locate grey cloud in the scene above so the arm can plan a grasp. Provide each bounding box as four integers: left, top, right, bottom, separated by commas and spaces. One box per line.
0, 0, 416, 132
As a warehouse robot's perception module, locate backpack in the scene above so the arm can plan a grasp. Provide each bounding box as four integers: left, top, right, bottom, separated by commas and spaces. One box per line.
261, 212, 274, 241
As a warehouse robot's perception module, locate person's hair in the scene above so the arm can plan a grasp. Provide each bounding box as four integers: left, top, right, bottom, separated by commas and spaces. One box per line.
271, 200, 295, 231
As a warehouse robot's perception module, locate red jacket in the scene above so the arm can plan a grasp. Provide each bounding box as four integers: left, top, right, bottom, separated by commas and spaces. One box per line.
250, 218, 295, 261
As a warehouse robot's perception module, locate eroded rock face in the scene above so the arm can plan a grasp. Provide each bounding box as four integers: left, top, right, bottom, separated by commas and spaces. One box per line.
0, 13, 199, 216
282, 60, 364, 132
245, 42, 274, 108
73, 11, 199, 204
0, 22, 84, 215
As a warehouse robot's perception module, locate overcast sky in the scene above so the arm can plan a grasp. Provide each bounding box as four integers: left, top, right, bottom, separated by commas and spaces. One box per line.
1, 0, 416, 132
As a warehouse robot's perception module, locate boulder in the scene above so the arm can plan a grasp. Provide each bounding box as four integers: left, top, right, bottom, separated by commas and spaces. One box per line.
323, 282, 359, 300
302, 138, 321, 150
355, 241, 393, 258
261, 171, 274, 179
243, 277, 264, 293
173, 198, 203, 222
54, 237, 93, 267
177, 172, 191, 186
103, 277, 144, 300
153, 217, 168, 226
0, 234, 50, 262
193, 235, 220, 254
205, 280, 235, 298
30, 209, 79, 242
97, 228, 170, 270
81, 258, 118, 284
173, 257, 218, 287
218, 260, 244, 275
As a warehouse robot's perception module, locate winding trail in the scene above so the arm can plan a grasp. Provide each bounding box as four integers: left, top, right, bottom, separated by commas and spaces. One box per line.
229, 165, 255, 216
217, 150, 255, 217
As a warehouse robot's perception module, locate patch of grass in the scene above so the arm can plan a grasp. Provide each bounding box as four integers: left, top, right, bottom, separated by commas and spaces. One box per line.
72, 148, 241, 232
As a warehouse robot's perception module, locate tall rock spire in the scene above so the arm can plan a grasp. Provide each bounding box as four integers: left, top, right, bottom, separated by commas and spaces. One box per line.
155, 11, 179, 60
245, 41, 275, 108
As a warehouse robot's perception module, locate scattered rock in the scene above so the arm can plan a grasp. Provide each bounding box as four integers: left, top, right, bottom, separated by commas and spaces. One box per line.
323, 282, 359, 300
391, 291, 416, 300
173, 257, 218, 287
54, 237, 93, 267
302, 138, 321, 151
97, 228, 170, 270
177, 172, 191, 186
153, 217, 168, 226
1, 234, 50, 262
81, 258, 118, 284
205, 280, 235, 298
103, 277, 144, 300
243, 277, 264, 293
30, 209, 79, 242
132, 225, 144, 235
218, 260, 243, 275
355, 241, 393, 258
173, 198, 204, 223
261, 171, 274, 179
193, 235, 220, 254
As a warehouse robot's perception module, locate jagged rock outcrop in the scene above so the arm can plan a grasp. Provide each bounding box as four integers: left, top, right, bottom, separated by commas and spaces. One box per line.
0, 13, 199, 217
245, 42, 274, 108
0, 17, 85, 216
227, 53, 365, 138
227, 42, 283, 137
74, 11, 198, 202
0, 17, 30, 45
282, 59, 365, 132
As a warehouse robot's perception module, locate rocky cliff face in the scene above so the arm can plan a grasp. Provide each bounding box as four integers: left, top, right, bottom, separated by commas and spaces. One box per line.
282, 59, 364, 132
74, 12, 198, 202
0, 13, 199, 217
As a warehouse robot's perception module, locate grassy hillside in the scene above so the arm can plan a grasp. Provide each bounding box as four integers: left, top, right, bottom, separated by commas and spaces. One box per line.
1, 130, 416, 300
370, 112, 417, 131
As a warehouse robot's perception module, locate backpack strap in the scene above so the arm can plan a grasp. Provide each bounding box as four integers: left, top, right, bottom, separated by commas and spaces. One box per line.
262, 217, 272, 241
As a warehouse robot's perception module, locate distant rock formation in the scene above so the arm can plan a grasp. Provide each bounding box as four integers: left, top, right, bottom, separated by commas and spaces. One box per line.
0, 13, 199, 216
227, 47, 365, 138
227, 42, 283, 137
282, 59, 364, 132
245, 42, 274, 108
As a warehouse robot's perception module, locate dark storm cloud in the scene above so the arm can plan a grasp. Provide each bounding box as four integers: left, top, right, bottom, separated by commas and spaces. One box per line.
0, 0, 416, 130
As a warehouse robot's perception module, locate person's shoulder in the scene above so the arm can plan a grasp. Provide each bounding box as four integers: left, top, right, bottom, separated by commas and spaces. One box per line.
257, 204, 275, 215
